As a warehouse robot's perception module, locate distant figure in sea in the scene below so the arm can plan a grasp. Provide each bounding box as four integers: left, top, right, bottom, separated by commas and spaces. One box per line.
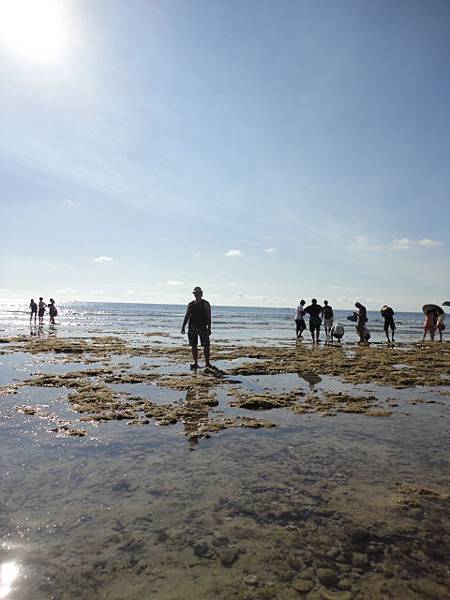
181, 286, 213, 370
381, 305, 395, 345
322, 300, 334, 341
437, 312, 446, 342
423, 310, 436, 342
38, 297, 46, 323
330, 322, 344, 344
304, 298, 322, 344
294, 299, 306, 339
355, 302, 370, 343
48, 299, 58, 324
29, 299, 37, 324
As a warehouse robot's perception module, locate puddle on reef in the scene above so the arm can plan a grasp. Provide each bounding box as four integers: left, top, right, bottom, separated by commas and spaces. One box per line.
1, 354, 450, 599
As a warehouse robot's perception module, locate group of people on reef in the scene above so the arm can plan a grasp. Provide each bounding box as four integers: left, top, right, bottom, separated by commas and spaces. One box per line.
294, 299, 447, 346
29, 297, 58, 324
179, 287, 448, 371
24, 288, 447, 370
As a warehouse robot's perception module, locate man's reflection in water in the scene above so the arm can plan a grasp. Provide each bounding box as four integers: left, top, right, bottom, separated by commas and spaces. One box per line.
48, 323, 57, 337
29, 325, 37, 337
37, 323, 44, 337
184, 388, 209, 449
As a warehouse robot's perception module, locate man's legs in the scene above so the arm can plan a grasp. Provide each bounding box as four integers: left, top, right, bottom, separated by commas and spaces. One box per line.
204, 344, 212, 368
191, 345, 199, 368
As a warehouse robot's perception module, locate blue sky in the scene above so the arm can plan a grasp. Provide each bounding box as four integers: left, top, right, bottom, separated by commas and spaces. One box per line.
1, 0, 449, 310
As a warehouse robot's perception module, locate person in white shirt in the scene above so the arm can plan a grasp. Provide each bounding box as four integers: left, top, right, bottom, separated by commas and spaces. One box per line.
295, 299, 306, 339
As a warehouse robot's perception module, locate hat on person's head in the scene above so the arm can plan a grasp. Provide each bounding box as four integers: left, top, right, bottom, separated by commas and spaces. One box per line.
192, 286, 203, 294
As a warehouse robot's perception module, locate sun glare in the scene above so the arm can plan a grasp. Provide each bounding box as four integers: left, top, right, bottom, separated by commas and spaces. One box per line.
0, 0, 66, 63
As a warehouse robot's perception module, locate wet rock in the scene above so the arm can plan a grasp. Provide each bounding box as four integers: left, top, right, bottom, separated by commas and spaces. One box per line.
320, 591, 352, 600
406, 508, 424, 520
219, 547, 240, 567
193, 542, 211, 558
349, 527, 370, 547
244, 574, 258, 586
316, 568, 338, 588
337, 578, 351, 591
111, 479, 131, 492
293, 578, 313, 593
326, 547, 340, 560
351, 552, 368, 569
298, 567, 315, 580
410, 578, 450, 599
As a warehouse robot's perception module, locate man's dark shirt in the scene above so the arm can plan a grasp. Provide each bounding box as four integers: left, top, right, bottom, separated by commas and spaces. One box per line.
305, 304, 322, 319
382, 307, 394, 322
187, 299, 210, 328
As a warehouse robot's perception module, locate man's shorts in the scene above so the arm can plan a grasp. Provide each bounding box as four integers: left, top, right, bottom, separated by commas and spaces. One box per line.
309, 317, 321, 332
188, 325, 210, 347
384, 319, 395, 332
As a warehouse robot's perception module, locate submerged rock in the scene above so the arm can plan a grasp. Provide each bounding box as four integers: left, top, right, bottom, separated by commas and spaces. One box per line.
316, 568, 338, 588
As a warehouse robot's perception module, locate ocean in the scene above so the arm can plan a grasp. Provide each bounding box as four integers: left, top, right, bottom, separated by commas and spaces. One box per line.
0, 301, 431, 344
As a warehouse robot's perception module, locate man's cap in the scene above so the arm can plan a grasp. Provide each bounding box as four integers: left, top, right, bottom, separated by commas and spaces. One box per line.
192, 286, 203, 294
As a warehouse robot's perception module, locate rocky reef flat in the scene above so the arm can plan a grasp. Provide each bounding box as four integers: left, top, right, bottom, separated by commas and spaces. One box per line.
0, 334, 449, 599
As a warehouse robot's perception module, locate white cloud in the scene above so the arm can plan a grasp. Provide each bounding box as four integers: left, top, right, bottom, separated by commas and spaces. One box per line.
224, 249, 242, 257
93, 256, 113, 263
64, 198, 79, 207
55, 288, 76, 294
167, 280, 184, 286
353, 235, 444, 252
389, 237, 444, 251
193, 252, 201, 258
265, 248, 276, 253
417, 238, 444, 247
389, 237, 412, 251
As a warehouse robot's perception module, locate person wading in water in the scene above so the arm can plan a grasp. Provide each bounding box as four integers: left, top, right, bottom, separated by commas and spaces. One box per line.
181, 286, 213, 370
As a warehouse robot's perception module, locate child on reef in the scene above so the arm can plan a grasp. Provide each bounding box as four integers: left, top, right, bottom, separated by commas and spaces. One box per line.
48, 299, 58, 324
38, 297, 46, 323
29, 299, 37, 323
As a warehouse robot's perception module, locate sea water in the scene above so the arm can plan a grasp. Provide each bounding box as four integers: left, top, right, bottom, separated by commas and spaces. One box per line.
0, 301, 431, 344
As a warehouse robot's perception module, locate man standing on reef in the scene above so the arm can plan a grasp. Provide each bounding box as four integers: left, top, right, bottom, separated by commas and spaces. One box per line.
181, 286, 213, 370
304, 298, 323, 344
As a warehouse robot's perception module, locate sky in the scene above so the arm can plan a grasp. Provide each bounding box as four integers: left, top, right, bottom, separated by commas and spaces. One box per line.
1, 0, 449, 310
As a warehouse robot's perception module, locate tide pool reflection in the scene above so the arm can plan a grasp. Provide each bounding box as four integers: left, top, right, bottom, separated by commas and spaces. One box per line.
0, 561, 19, 599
